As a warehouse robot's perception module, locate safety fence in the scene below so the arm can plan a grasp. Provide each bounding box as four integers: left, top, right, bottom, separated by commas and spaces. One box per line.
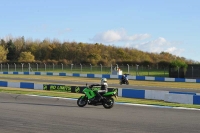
1, 63, 200, 78
0, 63, 168, 77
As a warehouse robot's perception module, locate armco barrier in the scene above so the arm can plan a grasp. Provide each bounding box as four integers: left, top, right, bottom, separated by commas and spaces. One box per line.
1, 71, 200, 83
0, 80, 200, 105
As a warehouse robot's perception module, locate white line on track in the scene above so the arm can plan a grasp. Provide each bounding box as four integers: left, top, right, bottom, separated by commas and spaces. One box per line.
26, 94, 200, 111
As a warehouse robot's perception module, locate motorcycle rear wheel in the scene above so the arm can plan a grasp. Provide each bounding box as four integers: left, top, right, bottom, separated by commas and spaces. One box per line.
102, 97, 114, 109
77, 96, 88, 107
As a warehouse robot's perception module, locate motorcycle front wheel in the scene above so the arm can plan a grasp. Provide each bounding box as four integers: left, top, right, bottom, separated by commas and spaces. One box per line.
119, 80, 122, 85
77, 96, 88, 107
102, 97, 114, 109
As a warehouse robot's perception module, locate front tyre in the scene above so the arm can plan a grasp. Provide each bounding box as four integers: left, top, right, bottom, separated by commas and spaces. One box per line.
126, 80, 129, 85
102, 97, 114, 109
77, 96, 88, 107
120, 80, 122, 85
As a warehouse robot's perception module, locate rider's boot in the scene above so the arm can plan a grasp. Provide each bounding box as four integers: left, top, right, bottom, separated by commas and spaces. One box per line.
98, 95, 103, 101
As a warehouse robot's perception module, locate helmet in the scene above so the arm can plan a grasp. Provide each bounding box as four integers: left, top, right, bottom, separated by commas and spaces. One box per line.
101, 78, 107, 84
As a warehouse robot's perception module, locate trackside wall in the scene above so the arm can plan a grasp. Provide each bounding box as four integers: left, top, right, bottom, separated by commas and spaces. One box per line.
0, 71, 200, 83
0, 80, 200, 105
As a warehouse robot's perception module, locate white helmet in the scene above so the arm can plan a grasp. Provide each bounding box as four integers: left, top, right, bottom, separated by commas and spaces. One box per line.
101, 78, 107, 84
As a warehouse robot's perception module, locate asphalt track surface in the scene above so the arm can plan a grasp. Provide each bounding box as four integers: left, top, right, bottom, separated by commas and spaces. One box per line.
0, 93, 200, 133
1, 76, 200, 132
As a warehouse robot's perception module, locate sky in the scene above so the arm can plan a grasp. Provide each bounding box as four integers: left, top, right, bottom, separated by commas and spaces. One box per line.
0, 0, 200, 62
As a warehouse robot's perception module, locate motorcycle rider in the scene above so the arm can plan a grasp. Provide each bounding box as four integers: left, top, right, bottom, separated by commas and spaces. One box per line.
121, 74, 126, 83
89, 78, 108, 101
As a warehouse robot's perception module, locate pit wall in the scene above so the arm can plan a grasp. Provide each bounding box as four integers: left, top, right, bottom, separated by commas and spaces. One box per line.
0, 80, 200, 105
0, 71, 200, 83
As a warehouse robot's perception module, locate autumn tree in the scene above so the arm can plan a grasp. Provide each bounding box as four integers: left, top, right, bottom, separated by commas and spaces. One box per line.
18, 52, 35, 62
0, 45, 8, 62
13, 36, 26, 59
1, 37, 197, 66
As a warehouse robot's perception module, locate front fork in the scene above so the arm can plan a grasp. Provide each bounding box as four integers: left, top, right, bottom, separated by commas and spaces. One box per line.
114, 94, 118, 99
81, 95, 88, 100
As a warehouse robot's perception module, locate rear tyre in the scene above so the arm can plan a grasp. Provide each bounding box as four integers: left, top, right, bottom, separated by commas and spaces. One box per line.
126, 80, 129, 85
120, 80, 122, 85
77, 96, 88, 107
102, 97, 114, 109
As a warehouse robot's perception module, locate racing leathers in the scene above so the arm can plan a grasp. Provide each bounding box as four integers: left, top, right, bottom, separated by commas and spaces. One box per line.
89, 82, 108, 101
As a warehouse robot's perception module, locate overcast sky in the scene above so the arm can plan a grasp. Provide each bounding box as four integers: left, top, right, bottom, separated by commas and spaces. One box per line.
1, 0, 200, 62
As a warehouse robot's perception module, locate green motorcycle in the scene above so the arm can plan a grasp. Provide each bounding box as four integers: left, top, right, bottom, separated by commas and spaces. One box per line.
77, 84, 118, 109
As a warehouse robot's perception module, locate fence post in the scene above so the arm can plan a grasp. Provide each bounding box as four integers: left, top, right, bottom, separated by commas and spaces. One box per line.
28, 63, 30, 72
21, 63, 24, 72
111, 64, 113, 74
14, 63, 16, 71
192, 66, 193, 78
44, 63, 46, 71
164, 67, 165, 76
80, 63, 82, 73
127, 64, 129, 74
90, 64, 92, 73
136, 64, 139, 76
71, 64, 73, 72
177, 66, 179, 78
36, 63, 38, 71
61, 63, 63, 71
7, 63, 9, 72
100, 64, 102, 74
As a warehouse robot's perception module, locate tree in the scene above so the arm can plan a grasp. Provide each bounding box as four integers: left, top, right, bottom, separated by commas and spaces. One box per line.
18, 52, 35, 62
6, 39, 16, 61
0, 45, 8, 62
1, 37, 197, 65
13, 36, 26, 59
0, 39, 6, 47
170, 60, 188, 68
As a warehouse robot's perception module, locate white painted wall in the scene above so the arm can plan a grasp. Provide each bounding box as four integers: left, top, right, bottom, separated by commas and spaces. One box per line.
165, 78, 175, 82
80, 74, 87, 77
7, 82, 20, 88
185, 79, 196, 83
34, 84, 43, 90
145, 77, 155, 81
164, 93, 193, 104
94, 74, 102, 78
145, 90, 169, 100
117, 88, 122, 97
53, 73, 59, 76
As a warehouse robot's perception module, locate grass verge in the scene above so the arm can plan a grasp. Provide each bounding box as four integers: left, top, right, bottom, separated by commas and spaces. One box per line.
1, 87, 200, 109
